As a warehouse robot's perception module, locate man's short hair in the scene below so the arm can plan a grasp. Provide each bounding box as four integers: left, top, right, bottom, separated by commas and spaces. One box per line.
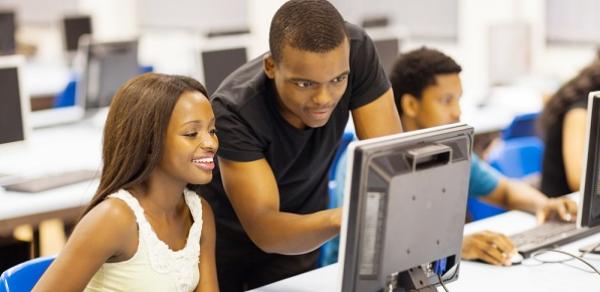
390, 47, 462, 115
269, 0, 347, 63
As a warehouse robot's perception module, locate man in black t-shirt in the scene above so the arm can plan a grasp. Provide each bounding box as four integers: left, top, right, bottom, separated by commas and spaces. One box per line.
198, 0, 402, 290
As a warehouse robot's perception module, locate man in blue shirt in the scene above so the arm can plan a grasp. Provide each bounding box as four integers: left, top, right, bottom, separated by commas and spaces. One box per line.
332, 47, 576, 267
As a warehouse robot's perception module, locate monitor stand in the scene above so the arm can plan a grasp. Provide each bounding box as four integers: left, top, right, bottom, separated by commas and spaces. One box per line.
386, 267, 437, 292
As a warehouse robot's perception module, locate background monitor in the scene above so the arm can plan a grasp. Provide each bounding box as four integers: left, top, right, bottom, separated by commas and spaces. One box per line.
201, 46, 247, 95
578, 91, 600, 228
63, 15, 92, 53
77, 37, 140, 109
338, 123, 473, 292
0, 55, 29, 146
0, 10, 16, 55
373, 38, 400, 76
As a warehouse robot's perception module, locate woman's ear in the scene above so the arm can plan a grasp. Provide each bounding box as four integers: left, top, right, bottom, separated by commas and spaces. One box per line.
263, 54, 276, 79
401, 93, 420, 118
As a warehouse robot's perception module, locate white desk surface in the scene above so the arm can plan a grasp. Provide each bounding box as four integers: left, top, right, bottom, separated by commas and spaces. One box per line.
253, 211, 600, 292
0, 122, 102, 225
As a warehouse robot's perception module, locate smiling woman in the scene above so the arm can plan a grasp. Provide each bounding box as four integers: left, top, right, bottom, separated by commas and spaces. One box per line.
32, 73, 220, 292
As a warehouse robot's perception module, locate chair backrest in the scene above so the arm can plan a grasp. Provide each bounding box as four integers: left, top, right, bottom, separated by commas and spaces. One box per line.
487, 136, 544, 179
328, 131, 355, 182
0, 256, 55, 292
501, 112, 540, 140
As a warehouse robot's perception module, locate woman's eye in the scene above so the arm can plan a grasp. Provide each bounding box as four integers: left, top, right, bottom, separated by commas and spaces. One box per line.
183, 132, 198, 138
332, 75, 347, 83
209, 129, 218, 135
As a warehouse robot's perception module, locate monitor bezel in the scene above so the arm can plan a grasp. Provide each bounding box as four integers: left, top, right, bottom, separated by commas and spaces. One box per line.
578, 91, 600, 228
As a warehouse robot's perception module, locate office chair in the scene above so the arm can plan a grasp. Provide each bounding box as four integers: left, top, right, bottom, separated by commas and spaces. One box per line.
0, 255, 55, 292
501, 112, 540, 140
487, 136, 544, 179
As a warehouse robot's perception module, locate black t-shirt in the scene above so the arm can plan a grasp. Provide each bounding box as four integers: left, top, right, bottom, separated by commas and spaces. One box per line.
541, 99, 588, 197
198, 22, 390, 250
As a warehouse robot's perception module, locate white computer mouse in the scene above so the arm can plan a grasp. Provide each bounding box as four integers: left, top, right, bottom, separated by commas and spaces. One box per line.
510, 253, 524, 265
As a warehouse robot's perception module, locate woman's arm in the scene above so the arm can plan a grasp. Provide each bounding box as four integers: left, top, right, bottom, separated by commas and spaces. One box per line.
33, 199, 137, 292
562, 108, 587, 192
196, 198, 219, 292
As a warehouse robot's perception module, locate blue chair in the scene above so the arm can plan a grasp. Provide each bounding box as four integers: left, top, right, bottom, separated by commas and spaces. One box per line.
487, 136, 544, 179
53, 78, 78, 108
501, 112, 540, 140
318, 131, 355, 267
0, 256, 55, 292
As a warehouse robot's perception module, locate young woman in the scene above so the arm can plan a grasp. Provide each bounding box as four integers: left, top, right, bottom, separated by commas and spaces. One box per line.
34, 73, 219, 291
539, 60, 600, 197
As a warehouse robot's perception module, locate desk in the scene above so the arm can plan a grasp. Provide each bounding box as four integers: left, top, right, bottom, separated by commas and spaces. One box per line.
252, 211, 600, 291
0, 122, 102, 236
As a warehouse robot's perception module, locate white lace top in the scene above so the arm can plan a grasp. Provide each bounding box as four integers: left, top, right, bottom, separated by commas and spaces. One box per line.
84, 188, 202, 292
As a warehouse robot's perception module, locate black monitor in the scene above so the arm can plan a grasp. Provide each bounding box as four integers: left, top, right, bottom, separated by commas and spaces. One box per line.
62, 15, 92, 52
0, 10, 16, 55
76, 37, 139, 109
578, 91, 600, 229
201, 47, 247, 95
373, 38, 400, 76
338, 123, 473, 292
0, 55, 29, 146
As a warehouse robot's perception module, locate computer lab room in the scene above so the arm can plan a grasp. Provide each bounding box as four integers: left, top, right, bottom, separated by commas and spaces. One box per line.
1, 0, 600, 291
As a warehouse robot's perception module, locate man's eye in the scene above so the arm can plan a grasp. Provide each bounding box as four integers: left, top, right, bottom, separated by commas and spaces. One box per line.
295, 81, 314, 88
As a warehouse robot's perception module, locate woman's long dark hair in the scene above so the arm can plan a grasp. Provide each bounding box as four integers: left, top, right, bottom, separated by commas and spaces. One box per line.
82, 73, 208, 216
538, 59, 600, 139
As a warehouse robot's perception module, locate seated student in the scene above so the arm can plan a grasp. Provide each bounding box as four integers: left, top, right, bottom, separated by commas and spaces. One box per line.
33, 73, 219, 291
538, 59, 600, 197
331, 47, 577, 267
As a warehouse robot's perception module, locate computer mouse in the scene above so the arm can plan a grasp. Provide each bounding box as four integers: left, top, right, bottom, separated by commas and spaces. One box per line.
509, 253, 524, 265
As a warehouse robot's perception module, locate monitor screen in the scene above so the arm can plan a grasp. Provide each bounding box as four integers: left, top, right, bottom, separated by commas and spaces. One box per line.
63, 15, 92, 52
77, 38, 139, 109
0, 10, 16, 55
0, 61, 26, 145
201, 47, 247, 95
338, 123, 473, 292
579, 91, 600, 228
373, 38, 399, 76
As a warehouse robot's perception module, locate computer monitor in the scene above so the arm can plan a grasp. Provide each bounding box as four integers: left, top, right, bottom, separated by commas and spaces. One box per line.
201, 46, 247, 95
62, 15, 92, 53
0, 55, 30, 147
578, 91, 600, 229
373, 38, 400, 76
338, 123, 473, 292
0, 10, 16, 55
76, 37, 140, 109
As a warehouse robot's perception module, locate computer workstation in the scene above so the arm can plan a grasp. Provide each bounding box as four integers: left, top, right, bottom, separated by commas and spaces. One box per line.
338, 123, 473, 291
254, 92, 600, 291
507, 91, 600, 258
0, 54, 98, 193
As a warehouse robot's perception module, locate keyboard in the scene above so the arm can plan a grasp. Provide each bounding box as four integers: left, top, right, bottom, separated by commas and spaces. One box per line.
3, 169, 99, 193
510, 221, 600, 258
